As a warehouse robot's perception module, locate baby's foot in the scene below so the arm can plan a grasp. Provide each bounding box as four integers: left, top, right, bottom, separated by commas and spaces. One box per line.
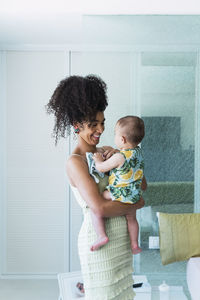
132, 246, 142, 255
90, 236, 109, 251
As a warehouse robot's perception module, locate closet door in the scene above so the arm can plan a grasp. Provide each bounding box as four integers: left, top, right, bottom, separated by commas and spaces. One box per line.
3, 51, 69, 275
70, 51, 134, 271
139, 52, 196, 278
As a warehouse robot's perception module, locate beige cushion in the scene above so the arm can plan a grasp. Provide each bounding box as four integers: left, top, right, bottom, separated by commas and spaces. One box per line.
158, 212, 200, 265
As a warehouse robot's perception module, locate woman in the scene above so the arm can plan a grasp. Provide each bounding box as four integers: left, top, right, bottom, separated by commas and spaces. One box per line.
46, 75, 145, 299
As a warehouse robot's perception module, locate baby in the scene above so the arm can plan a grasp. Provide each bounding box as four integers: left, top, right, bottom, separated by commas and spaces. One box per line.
90, 115, 146, 254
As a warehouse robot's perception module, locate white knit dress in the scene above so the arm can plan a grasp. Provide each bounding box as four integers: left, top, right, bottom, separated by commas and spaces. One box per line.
71, 176, 135, 300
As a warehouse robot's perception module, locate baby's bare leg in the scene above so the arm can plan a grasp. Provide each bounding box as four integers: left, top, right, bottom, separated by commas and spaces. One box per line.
90, 211, 109, 251
126, 208, 142, 255
90, 190, 111, 251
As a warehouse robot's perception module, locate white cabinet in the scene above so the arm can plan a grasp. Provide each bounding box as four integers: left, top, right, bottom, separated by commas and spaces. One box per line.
1, 50, 138, 275
1, 51, 69, 275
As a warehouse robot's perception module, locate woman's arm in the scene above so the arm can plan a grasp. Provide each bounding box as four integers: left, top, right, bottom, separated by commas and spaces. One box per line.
67, 155, 144, 218
141, 176, 147, 191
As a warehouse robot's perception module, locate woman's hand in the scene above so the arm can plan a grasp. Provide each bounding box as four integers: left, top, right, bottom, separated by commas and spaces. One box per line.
125, 197, 145, 216
141, 176, 147, 191
93, 152, 105, 163
134, 197, 145, 210
102, 146, 119, 160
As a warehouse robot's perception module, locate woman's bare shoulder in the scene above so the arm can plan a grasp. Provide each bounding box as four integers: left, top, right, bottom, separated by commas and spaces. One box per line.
67, 154, 87, 169
66, 154, 89, 186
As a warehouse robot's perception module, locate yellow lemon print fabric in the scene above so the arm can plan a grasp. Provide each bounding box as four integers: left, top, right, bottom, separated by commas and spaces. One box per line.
107, 146, 144, 204
134, 169, 143, 181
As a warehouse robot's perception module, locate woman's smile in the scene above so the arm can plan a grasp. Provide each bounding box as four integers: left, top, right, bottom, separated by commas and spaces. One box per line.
89, 133, 101, 145
92, 134, 101, 141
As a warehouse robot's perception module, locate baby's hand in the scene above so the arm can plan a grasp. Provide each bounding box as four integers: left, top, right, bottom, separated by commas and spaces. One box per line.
93, 152, 105, 163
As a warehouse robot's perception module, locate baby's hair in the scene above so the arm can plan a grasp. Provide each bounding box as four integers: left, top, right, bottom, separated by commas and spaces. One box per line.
46, 75, 108, 144
117, 116, 145, 144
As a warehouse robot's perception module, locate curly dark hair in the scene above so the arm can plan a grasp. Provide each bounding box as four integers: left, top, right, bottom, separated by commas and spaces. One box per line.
46, 75, 108, 143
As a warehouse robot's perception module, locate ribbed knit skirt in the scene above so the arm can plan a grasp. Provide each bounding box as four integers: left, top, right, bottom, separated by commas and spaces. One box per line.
78, 208, 135, 300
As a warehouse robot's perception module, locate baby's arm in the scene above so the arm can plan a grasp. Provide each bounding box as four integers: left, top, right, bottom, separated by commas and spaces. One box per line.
93, 152, 125, 173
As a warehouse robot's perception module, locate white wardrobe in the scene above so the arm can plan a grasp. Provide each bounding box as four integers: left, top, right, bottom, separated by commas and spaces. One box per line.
0, 50, 137, 277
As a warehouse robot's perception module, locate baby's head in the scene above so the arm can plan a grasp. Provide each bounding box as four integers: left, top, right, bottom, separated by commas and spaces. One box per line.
115, 116, 145, 149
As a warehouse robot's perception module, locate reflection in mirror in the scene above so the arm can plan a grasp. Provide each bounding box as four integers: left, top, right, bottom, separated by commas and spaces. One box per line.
139, 52, 196, 286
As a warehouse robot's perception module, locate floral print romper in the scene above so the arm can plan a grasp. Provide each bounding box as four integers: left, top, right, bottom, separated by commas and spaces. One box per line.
107, 146, 144, 204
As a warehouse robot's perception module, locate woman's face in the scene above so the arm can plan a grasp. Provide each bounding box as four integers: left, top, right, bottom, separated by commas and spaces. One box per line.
79, 111, 105, 146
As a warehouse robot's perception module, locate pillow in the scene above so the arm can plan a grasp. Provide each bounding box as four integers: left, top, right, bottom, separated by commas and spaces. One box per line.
158, 212, 200, 265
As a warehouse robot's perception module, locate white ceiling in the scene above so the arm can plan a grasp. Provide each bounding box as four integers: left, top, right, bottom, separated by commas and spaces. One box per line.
2, 0, 200, 15
1, 1, 200, 45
